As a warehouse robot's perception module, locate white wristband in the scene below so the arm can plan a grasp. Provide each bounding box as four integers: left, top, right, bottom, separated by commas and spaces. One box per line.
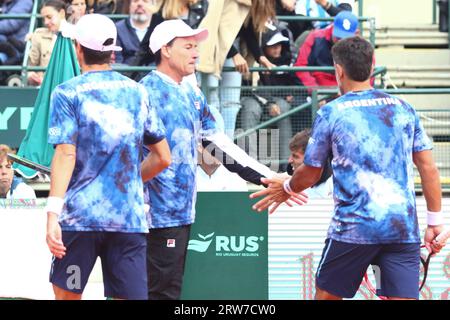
283, 178, 296, 196
427, 210, 444, 226
45, 196, 64, 216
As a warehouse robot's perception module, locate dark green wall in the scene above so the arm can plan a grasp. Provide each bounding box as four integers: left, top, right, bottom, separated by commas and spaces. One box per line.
0, 87, 39, 148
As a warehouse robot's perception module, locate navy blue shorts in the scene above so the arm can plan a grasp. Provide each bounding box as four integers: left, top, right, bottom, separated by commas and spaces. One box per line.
49, 231, 148, 299
315, 239, 420, 299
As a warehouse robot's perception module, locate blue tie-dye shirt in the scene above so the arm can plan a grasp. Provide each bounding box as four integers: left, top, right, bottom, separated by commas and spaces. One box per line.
139, 71, 218, 228
48, 70, 166, 233
304, 89, 432, 244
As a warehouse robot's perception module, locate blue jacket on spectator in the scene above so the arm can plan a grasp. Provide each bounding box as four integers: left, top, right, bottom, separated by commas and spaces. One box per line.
115, 18, 142, 65
0, 0, 33, 48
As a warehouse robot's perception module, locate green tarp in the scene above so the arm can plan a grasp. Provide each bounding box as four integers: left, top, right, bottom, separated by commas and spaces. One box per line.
14, 33, 80, 178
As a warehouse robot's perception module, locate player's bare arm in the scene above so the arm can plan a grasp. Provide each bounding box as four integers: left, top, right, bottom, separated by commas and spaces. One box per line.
413, 149, 447, 254
141, 138, 171, 182
46, 144, 76, 259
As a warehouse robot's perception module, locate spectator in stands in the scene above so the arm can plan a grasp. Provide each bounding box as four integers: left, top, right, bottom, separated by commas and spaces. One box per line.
159, 0, 207, 28
27, 0, 67, 86
115, 0, 154, 65
65, 0, 126, 29
196, 0, 251, 138
294, 10, 358, 89
238, 25, 297, 171
65, 0, 87, 24
287, 129, 333, 198
86, 0, 118, 13
0, 144, 36, 199
240, 0, 279, 71
293, 1, 354, 58
276, 0, 312, 41
0, 0, 33, 66
197, 0, 278, 139
295, 0, 354, 30
114, 0, 128, 13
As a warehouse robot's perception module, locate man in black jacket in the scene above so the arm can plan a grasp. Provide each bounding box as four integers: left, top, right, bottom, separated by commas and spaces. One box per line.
115, 0, 156, 65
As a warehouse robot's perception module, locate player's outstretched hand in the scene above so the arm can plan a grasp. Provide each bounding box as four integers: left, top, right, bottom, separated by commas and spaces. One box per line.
250, 177, 308, 214
46, 214, 66, 259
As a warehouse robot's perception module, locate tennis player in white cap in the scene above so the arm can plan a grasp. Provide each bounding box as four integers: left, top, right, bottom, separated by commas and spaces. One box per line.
45, 13, 171, 300
139, 19, 308, 300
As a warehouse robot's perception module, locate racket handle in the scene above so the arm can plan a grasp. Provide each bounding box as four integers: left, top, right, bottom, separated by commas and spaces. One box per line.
435, 229, 450, 243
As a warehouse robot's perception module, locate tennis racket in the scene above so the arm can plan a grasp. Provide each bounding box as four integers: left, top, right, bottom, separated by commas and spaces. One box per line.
7, 153, 51, 175
363, 228, 450, 300
419, 228, 450, 291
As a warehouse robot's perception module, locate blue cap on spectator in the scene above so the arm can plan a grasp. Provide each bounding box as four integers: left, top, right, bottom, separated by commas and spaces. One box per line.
332, 11, 358, 39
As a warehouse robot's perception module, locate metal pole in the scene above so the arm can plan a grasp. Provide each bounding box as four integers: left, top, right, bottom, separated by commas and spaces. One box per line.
358, 0, 364, 34
20, 1, 39, 86
433, 0, 437, 24
200, 72, 209, 101
448, 0, 450, 48
369, 17, 376, 47
311, 90, 319, 122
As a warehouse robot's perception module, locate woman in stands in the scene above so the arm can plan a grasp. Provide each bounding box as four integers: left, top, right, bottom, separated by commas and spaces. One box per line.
65, 0, 87, 24
27, 0, 67, 86
85, 0, 118, 13
196, 0, 279, 139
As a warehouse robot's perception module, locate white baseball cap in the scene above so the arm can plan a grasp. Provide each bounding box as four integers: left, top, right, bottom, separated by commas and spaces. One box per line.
266, 32, 289, 46
149, 19, 208, 54
74, 14, 122, 52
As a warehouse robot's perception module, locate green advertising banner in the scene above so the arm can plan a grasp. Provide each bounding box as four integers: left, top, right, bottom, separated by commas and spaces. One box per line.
181, 192, 268, 300
0, 88, 39, 149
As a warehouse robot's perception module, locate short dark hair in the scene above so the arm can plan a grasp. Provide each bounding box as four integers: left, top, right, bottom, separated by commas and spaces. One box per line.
80, 38, 113, 65
331, 36, 374, 81
289, 129, 311, 153
154, 38, 175, 66
154, 50, 162, 66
